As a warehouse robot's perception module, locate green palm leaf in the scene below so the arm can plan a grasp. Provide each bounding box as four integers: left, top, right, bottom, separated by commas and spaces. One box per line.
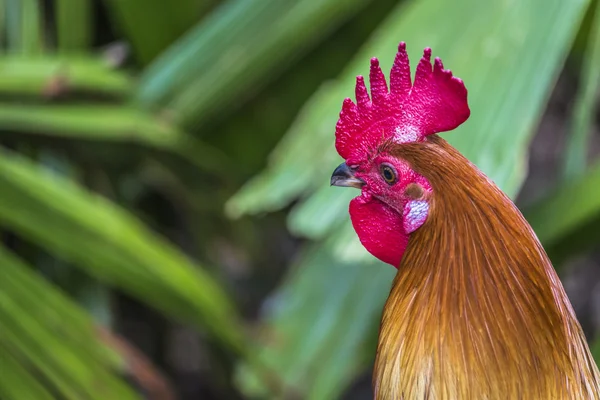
0, 245, 138, 400
0, 147, 244, 352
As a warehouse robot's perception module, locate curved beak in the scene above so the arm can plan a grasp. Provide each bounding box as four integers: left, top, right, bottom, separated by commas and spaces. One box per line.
330, 162, 364, 189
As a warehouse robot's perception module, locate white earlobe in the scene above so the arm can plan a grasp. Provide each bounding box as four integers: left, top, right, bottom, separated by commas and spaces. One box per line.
403, 200, 429, 234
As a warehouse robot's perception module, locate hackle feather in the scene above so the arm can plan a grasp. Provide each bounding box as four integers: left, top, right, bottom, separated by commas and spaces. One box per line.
373, 135, 600, 399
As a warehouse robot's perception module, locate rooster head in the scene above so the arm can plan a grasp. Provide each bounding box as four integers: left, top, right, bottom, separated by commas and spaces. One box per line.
330, 42, 470, 267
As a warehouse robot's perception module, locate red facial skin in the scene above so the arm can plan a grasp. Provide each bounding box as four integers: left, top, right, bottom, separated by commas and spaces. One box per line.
349, 154, 431, 267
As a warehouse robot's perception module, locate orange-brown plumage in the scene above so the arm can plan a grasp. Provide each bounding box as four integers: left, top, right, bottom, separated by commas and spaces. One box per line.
330, 43, 600, 399
373, 135, 600, 399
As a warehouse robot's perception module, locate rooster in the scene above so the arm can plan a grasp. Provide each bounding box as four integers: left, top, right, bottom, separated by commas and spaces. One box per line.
330, 42, 600, 399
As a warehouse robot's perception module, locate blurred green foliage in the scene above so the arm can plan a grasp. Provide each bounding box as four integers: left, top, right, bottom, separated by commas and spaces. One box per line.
0, 0, 599, 399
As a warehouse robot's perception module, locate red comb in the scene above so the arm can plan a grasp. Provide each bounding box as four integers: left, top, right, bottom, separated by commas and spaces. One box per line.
335, 42, 470, 163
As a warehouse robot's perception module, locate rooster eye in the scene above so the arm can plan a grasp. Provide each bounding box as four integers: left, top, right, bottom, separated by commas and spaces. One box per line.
380, 164, 397, 185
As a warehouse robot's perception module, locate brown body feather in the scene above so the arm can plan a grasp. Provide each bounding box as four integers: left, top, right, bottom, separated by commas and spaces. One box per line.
373, 135, 600, 399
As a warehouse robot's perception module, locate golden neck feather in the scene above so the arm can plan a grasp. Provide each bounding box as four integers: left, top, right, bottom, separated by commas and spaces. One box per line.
373, 135, 600, 399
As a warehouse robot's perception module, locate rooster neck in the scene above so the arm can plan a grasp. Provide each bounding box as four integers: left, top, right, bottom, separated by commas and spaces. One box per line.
372, 135, 600, 400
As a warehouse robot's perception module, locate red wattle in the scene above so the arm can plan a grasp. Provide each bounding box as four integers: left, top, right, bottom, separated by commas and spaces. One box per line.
349, 196, 409, 268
